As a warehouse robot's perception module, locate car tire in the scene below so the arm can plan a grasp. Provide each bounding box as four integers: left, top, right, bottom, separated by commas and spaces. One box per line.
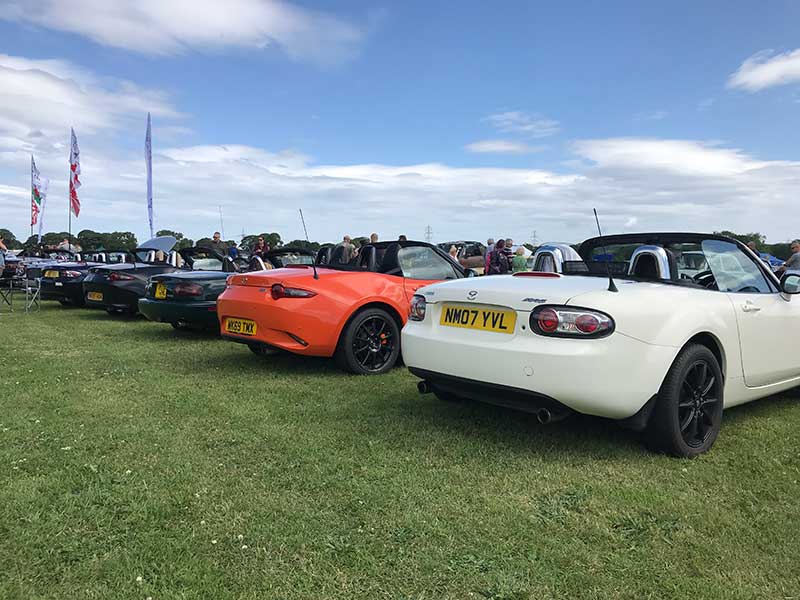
334, 307, 401, 375
645, 344, 724, 458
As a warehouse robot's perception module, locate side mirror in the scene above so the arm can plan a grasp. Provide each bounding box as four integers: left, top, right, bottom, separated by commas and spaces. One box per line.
465, 268, 477, 278
781, 273, 800, 294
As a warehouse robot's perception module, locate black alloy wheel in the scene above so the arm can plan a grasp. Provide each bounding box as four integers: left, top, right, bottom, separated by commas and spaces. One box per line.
646, 344, 724, 458
335, 308, 400, 375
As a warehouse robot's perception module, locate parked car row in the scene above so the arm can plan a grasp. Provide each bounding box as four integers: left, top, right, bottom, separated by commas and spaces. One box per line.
37, 232, 800, 458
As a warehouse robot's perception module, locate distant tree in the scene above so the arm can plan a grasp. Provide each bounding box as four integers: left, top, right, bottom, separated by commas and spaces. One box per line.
104, 232, 138, 251
0, 228, 21, 249
77, 229, 107, 250
352, 236, 369, 248
285, 239, 321, 251
713, 231, 766, 246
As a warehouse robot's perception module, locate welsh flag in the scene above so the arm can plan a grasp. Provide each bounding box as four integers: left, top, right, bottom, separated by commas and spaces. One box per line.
69, 128, 81, 217
31, 155, 49, 230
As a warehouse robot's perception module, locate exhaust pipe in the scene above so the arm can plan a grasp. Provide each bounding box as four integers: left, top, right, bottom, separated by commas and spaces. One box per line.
536, 408, 552, 425
417, 380, 432, 394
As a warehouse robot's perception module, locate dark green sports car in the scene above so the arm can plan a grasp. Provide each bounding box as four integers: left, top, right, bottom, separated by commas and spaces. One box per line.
138, 247, 316, 330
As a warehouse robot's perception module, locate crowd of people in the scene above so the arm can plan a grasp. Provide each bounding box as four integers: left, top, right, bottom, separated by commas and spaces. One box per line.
483, 237, 528, 275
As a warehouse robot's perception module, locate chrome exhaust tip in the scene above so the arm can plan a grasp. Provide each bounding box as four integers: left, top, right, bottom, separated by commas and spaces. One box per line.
417, 380, 432, 394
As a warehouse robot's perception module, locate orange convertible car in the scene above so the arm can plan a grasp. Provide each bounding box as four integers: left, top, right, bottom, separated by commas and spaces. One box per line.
217, 241, 475, 374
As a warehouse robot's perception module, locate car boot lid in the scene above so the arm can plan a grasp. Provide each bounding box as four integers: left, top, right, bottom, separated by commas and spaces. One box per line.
417, 274, 615, 312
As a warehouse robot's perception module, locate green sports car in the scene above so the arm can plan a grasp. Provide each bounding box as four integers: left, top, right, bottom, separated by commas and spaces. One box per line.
138, 247, 316, 330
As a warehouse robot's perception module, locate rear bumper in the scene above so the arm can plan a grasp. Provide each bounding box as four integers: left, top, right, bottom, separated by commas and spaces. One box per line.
138, 298, 218, 325
82, 281, 141, 311
401, 316, 678, 419
217, 286, 340, 356
410, 367, 572, 416
41, 280, 85, 304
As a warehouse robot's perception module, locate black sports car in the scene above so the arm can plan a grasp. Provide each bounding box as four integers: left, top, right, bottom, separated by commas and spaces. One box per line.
139, 247, 315, 330
40, 251, 132, 306
82, 236, 182, 314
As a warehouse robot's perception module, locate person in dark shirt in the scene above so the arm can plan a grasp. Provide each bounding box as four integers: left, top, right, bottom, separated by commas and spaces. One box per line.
487, 238, 509, 275
208, 231, 227, 254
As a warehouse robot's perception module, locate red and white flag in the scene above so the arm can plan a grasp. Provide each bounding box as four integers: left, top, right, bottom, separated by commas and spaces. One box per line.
31, 155, 48, 227
69, 128, 81, 217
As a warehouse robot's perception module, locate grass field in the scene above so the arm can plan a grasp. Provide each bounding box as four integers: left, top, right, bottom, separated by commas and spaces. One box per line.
1, 303, 799, 599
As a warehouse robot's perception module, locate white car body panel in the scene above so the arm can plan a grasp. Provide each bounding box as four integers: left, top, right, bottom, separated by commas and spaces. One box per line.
402, 273, 800, 420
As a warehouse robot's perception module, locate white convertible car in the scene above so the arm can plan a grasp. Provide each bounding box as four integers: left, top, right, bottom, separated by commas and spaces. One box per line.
402, 233, 800, 457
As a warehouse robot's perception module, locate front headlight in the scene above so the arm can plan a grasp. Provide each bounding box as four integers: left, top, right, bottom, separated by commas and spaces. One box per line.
409, 294, 426, 321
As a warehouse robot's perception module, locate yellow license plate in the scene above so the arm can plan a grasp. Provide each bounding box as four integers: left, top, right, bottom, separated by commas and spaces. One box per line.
87, 291, 103, 301
45, 270, 60, 278
155, 283, 167, 299
225, 318, 257, 336
440, 304, 517, 334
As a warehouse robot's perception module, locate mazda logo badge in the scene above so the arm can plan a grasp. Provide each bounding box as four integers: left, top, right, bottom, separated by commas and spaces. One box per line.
467, 290, 478, 300
241, 277, 248, 285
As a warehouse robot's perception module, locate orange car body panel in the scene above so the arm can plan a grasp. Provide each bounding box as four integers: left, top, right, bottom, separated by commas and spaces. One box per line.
217, 265, 440, 356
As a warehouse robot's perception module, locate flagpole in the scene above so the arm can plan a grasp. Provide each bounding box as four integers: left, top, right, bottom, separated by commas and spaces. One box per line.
30, 156, 34, 241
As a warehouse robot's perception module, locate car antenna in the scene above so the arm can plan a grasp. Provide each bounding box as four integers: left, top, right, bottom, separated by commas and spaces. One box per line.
593, 208, 618, 293
299, 208, 318, 280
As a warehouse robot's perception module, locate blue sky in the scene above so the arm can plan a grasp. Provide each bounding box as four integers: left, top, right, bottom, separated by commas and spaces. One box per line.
1, 0, 799, 245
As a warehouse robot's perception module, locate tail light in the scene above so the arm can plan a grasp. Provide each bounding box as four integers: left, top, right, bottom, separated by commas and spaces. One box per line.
409, 294, 426, 321
63, 270, 82, 278
271, 284, 316, 300
108, 272, 135, 281
174, 282, 203, 297
530, 305, 614, 338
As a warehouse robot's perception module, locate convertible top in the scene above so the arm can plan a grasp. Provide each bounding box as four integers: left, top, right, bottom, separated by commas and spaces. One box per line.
578, 232, 742, 258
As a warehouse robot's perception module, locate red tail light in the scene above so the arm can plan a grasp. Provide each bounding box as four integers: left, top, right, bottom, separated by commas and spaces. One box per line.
271, 283, 316, 300
174, 282, 203, 297
536, 308, 560, 333
530, 305, 614, 338
108, 272, 135, 281
63, 270, 82, 278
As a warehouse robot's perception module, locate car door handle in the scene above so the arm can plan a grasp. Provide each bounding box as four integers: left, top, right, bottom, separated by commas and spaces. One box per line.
741, 303, 761, 313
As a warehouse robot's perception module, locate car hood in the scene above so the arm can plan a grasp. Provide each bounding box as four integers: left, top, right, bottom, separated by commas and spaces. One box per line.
417, 274, 616, 311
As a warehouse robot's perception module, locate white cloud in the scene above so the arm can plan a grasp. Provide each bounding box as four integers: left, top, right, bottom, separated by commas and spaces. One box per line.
0, 53, 182, 150
2, 0, 364, 66
485, 111, 560, 138
464, 139, 544, 154
728, 49, 800, 92
573, 138, 765, 177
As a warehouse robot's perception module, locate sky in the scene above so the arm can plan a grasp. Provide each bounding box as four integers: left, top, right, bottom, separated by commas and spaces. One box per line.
1, 0, 800, 245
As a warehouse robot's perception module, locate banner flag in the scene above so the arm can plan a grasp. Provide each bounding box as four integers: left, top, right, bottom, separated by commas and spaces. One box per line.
69, 128, 81, 217
145, 112, 154, 238
31, 155, 49, 242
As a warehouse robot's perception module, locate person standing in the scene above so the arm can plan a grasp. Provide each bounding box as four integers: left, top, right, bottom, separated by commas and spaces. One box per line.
484, 238, 495, 273
780, 240, 800, 273
503, 238, 515, 266
208, 232, 227, 254
449, 245, 458, 259
486, 239, 509, 275
512, 246, 527, 273
252, 236, 268, 258
0, 236, 6, 271
336, 235, 356, 263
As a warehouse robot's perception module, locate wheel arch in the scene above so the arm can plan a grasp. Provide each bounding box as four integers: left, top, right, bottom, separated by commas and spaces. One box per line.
683, 331, 727, 378
335, 300, 406, 346
620, 331, 727, 432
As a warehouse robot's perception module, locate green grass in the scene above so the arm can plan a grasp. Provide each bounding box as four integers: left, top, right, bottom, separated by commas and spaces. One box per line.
1, 303, 799, 599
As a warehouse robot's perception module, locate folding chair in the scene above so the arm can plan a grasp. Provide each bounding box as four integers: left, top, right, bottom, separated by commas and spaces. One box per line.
0, 277, 12, 312
22, 267, 42, 313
